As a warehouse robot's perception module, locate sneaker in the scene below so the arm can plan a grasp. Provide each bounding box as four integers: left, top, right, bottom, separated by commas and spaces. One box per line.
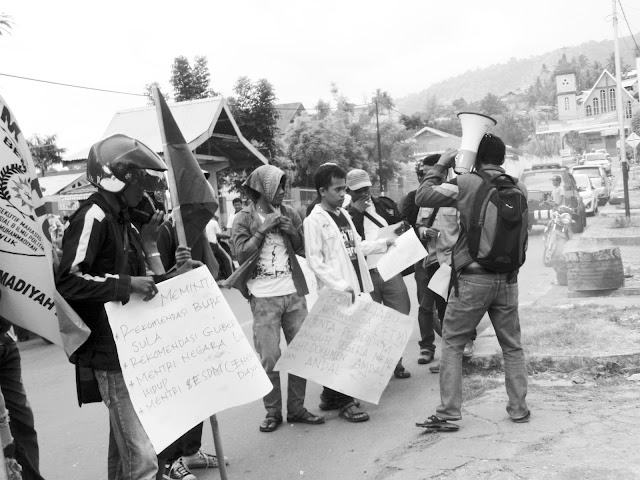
164, 458, 197, 480
417, 350, 434, 365
463, 340, 475, 358
429, 363, 440, 374
182, 448, 230, 469
5, 458, 22, 480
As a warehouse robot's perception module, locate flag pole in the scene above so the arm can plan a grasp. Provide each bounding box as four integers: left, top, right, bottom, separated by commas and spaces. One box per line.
151, 85, 229, 480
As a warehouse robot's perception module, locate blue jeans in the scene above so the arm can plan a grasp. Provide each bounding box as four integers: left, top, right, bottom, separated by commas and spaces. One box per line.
436, 271, 528, 421
0, 342, 44, 480
95, 370, 158, 480
250, 293, 308, 416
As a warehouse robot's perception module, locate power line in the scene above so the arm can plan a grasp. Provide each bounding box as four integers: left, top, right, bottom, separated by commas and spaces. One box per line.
618, 0, 640, 54
0, 72, 147, 97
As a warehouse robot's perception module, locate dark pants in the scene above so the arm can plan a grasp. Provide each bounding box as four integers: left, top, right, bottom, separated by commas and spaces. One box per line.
320, 387, 353, 408
158, 422, 203, 463
414, 261, 447, 352
0, 342, 45, 480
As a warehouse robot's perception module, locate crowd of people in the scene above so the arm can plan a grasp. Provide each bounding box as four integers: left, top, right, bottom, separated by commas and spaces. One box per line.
0, 131, 530, 480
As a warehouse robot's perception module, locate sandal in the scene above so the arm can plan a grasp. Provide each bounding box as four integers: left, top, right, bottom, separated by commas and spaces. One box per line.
394, 364, 411, 379
415, 415, 459, 432
287, 409, 325, 425
511, 410, 531, 423
259, 413, 283, 433
319, 395, 360, 411
338, 401, 370, 423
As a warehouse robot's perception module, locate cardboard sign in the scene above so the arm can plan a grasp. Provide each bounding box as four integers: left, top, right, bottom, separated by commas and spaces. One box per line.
105, 266, 271, 452
275, 289, 413, 404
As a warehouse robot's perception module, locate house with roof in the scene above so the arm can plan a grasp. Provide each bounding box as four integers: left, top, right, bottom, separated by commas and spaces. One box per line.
37, 171, 91, 216
536, 54, 639, 154
275, 102, 307, 135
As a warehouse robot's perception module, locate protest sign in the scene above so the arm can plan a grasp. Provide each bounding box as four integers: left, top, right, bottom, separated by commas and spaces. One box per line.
0, 93, 88, 353
275, 289, 413, 404
104, 265, 271, 452
376, 228, 428, 281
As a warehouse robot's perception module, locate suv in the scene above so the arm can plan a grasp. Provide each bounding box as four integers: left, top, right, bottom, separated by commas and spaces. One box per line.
521, 163, 587, 233
581, 152, 611, 175
569, 165, 610, 205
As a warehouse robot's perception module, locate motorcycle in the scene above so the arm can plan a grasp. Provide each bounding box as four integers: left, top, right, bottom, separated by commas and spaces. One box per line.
541, 202, 574, 285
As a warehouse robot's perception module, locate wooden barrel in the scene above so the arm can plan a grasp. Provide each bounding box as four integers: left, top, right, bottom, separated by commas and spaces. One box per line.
565, 247, 624, 291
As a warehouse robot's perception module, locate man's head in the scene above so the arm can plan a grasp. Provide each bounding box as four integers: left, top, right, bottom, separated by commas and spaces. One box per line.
314, 163, 347, 210
552, 175, 562, 186
243, 165, 287, 207
475, 134, 506, 167
232, 197, 243, 212
345, 169, 372, 204
416, 154, 441, 180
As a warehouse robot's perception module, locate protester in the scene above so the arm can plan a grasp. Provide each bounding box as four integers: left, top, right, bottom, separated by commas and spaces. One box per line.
56, 134, 201, 480
415, 135, 530, 431
224, 165, 324, 433
204, 213, 234, 280
0, 289, 43, 480
550, 175, 564, 205
226, 197, 243, 233
345, 169, 411, 379
304, 163, 394, 422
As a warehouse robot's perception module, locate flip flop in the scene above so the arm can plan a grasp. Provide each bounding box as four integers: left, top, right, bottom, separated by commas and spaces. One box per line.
415, 415, 460, 432
511, 410, 531, 423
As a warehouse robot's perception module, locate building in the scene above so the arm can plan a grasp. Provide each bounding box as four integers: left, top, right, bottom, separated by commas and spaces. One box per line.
536, 54, 639, 155
275, 102, 307, 136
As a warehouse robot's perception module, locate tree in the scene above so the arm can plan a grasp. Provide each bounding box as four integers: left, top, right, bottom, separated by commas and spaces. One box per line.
479, 93, 507, 117
228, 77, 280, 160
0, 13, 13, 36
492, 112, 535, 148
399, 113, 425, 131
563, 130, 589, 156
143, 83, 170, 105
169, 55, 217, 102
192, 56, 218, 99
521, 133, 562, 158
27, 134, 66, 176
451, 97, 468, 111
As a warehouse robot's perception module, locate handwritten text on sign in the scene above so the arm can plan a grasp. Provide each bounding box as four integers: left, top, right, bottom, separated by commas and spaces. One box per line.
274, 289, 414, 404
105, 266, 271, 453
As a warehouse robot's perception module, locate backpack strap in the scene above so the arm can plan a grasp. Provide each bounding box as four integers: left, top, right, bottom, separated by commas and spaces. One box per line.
363, 211, 385, 228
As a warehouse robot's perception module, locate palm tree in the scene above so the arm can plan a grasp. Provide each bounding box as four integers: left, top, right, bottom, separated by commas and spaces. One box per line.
27, 134, 66, 176
0, 13, 13, 36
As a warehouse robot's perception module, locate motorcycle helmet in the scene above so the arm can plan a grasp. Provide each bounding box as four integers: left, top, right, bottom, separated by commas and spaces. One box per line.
87, 134, 167, 193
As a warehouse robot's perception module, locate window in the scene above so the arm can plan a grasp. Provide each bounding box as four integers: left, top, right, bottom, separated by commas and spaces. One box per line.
564, 97, 570, 110
593, 97, 600, 115
599, 89, 607, 112
626, 101, 633, 119
609, 88, 616, 110
586, 105, 592, 116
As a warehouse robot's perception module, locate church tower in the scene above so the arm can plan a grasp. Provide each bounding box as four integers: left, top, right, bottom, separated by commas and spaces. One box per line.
555, 54, 578, 120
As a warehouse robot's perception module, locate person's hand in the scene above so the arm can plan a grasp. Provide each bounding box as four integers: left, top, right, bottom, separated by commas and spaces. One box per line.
394, 221, 410, 236
438, 148, 458, 169
345, 286, 356, 303
259, 213, 282, 234
175, 259, 204, 276
385, 238, 396, 247
422, 227, 440, 239
174, 245, 192, 267
130, 276, 158, 301
140, 210, 164, 250
351, 195, 370, 213
278, 216, 297, 236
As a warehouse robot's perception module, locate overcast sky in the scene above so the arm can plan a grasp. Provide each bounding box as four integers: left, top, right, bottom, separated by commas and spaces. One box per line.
2, 0, 639, 155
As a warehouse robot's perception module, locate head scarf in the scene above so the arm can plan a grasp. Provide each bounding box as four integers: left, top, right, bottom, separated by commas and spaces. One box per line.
243, 165, 286, 204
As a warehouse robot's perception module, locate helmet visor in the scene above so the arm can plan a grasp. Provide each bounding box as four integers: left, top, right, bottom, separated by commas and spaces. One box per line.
125, 168, 168, 192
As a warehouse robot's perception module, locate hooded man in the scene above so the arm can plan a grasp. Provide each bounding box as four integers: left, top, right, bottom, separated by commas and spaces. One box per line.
224, 165, 325, 433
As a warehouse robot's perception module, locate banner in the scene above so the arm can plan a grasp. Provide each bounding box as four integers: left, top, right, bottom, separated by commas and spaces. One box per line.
0, 93, 89, 353
274, 289, 414, 404
105, 265, 271, 453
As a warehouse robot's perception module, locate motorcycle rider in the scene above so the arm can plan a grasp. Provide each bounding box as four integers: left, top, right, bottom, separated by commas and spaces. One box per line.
550, 175, 565, 206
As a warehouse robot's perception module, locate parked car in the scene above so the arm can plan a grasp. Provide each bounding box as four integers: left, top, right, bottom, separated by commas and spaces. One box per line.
581, 152, 611, 175
521, 164, 587, 233
595, 149, 611, 161
572, 173, 598, 216
569, 165, 610, 205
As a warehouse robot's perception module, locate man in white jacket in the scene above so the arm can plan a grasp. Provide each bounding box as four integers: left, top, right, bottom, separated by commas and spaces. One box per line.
304, 163, 393, 422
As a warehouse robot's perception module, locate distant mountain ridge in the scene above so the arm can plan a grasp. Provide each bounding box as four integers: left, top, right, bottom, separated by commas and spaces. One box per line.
395, 33, 640, 114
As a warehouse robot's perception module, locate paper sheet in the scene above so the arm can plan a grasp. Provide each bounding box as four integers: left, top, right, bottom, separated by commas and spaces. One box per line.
376, 229, 428, 281
428, 263, 451, 300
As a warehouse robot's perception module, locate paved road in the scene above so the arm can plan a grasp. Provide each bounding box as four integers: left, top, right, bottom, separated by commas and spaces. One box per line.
20, 232, 555, 480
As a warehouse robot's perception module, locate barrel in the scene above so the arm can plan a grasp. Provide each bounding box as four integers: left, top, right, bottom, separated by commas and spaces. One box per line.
565, 247, 624, 291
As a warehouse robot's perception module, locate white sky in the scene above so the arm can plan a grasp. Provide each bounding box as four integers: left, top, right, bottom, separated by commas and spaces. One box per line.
2, 0, 639, 154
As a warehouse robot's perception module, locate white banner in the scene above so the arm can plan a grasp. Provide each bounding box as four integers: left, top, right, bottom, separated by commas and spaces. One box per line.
274, 289, 414, 404
105, 266, 271, 453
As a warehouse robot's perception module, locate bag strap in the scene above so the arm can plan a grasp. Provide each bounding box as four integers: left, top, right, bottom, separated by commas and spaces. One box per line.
363, 211, 385, 228
425, 207, 440, 228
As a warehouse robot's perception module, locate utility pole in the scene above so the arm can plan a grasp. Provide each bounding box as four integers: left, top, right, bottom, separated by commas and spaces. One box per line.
612, 0, 631, 218
375, 93, 384, 195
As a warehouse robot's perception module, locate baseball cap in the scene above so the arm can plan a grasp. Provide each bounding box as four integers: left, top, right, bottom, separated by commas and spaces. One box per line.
552, 175, 561, 182
346, 169, 372, 191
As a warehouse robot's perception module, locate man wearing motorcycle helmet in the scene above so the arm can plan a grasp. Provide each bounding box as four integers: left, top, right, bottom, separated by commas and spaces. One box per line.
56, 134, 202, 480
551, 175, 565, 206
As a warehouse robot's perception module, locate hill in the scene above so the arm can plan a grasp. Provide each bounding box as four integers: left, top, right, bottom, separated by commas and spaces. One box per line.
395, 34, 640, 114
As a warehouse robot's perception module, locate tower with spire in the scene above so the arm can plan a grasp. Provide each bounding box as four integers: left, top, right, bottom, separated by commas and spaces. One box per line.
555, 53, 578, 120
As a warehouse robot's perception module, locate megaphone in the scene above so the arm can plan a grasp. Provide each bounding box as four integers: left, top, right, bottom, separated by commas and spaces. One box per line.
455, 112, 497, 174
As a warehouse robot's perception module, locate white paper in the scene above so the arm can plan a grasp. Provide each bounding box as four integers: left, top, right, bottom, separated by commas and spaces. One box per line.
428, 263, 452, 300
105, 266, 271, 453
376, 228, 428, 281
274, 289, 414, 404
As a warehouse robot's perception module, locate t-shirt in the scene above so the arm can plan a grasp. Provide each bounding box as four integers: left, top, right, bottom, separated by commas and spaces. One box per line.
205, 219, 221, 244
226, 212, 238, 230
246, 215, 296, 298
327, 210, 364, 291
551, 185, 564, 205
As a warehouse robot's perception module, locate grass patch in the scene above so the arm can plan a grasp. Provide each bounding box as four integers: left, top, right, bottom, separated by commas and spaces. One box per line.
462, 374, 503, 402
520, 303, 640, 357
611, 216, 640, 228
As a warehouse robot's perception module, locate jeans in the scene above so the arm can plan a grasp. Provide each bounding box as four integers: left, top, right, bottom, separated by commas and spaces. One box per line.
436, 271, 528, 421
250, 293, 308, 416
369, 270, 411, 316
414, 261, 446, 352
95, 370, 158, 480
0, 342, 45, 480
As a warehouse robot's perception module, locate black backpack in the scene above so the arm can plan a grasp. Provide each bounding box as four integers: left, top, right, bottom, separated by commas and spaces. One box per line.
465, 170, 528, 272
